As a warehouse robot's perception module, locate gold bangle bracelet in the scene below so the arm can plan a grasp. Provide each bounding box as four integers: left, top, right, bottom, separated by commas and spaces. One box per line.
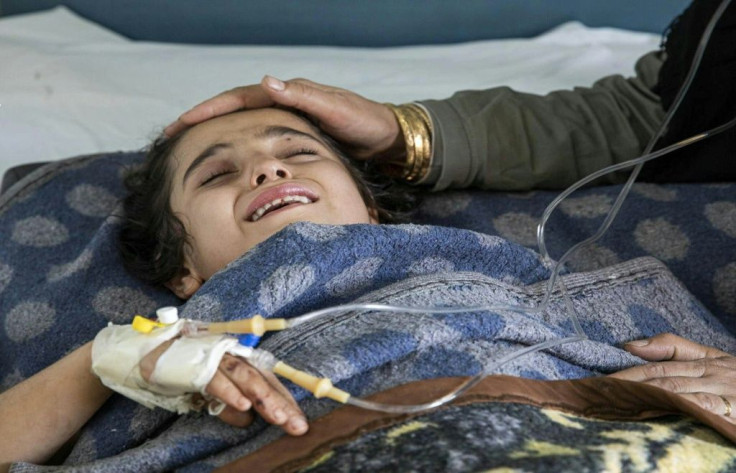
384, 103, 432, 182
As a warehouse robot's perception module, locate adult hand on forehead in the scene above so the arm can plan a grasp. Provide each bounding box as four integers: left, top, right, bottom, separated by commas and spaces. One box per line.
610, 333, 736, 423
140, 341, 308, 435
164, 76, 404, 161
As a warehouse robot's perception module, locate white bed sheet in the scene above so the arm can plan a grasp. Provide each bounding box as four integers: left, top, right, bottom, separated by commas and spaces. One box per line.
0, 7, 661, 180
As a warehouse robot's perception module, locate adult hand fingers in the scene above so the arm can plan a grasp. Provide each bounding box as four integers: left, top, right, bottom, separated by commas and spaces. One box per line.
610, 356, 736, 422
165, 75, 400, 160
678, 392, 736, 423
609, 357, 736, 385
623, 333, 730, 362
260, 76, 401, 159
216, 355, 308, 435
164, 84, 275, 136
260, 76, 352, 119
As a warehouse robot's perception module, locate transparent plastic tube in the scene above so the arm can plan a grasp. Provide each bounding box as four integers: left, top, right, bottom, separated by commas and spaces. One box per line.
274, 0, 735, 414
345, 336, 583, 413
536, 0, 734, 268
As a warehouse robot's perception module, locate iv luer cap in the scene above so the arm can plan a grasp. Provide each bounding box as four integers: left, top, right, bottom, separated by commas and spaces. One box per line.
156, 306, 179, 324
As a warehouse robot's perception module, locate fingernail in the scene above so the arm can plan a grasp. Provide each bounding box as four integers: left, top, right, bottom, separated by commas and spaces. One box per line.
272, 408, 286, 423
626, 339, 650, 347
290, 418, 308, 433
264, 75, 285, 91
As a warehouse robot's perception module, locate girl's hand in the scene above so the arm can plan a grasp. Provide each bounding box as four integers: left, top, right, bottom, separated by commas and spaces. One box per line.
610, 333, 736, 422
141, 342, 308, 435
164, 76, 403, 161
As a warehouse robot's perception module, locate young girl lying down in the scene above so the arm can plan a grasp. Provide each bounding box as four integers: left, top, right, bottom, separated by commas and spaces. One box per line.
115, 107, 411, 434
0, 107, 409, 468
1, 106, 735, 470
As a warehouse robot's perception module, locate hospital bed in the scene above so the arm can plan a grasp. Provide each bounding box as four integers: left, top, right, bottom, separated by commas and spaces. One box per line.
2, 1, 736, 471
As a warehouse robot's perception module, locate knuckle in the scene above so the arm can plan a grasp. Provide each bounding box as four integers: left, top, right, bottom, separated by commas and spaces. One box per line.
651, 377, 683, 393
243, 378, 275, 407
221, 356, 258, 378
656, 333, 677, 342
212, 381, 239, 404
692, 359, 708, 376
299, 86, 317, 100
712, 356, 736, 370
251, 388, 274, 409
221, 357, 241, 373
692, 392, 718, 412
641, 362, 667, 379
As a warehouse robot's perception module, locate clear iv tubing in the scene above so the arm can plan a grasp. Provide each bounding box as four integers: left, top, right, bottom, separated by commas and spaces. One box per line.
277, 0, 734, 414
536, 0, 734, 267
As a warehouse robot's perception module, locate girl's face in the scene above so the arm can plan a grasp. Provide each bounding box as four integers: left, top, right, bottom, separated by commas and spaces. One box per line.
167, 109, 377, 298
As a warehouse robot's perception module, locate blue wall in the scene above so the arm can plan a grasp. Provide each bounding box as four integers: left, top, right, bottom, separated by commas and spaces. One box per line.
1, 0, 691, 46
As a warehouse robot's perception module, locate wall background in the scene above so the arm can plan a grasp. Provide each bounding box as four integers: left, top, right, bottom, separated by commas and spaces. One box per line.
0, 0, 692, 46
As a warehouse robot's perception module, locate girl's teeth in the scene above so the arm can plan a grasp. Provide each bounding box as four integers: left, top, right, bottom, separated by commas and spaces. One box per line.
251, 195, 312, 221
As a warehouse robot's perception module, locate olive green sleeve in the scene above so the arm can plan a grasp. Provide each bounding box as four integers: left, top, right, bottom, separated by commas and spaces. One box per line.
418, 51, 666, 191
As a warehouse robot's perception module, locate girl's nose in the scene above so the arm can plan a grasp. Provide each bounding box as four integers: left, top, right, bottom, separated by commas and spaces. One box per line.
251, 158, 291, 187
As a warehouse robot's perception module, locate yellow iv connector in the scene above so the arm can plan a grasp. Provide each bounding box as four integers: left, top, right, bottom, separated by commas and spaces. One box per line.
132, 314, 287, 336
131, 312, 349, 403
203, 315, 287, 336
272, 361, 350, 403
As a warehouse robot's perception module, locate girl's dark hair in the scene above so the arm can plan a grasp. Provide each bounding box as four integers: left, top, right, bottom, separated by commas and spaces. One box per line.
118, 111, 420, 287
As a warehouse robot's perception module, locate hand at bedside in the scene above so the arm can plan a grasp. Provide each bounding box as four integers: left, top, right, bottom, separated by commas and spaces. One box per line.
140, 339, 309, 435
610, 333, 736, 422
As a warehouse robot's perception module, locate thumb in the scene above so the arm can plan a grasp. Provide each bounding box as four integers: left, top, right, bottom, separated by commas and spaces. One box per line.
260, 76, 341, 120
177, 84, 274, 125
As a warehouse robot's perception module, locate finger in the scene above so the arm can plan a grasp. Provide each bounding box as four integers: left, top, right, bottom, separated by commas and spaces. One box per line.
258, 369, 309, 435
260, 76, 400, 157
218, 405, 255, 428
610, 360, 708, 383
164, 85, 276, 136
260, 76, 333, 113
205, 369, 252, 412
624, 333, 730, 362
164, 78, 314, 136
678, 392, 736, 423
181, 85, 273, 122
262, 76, 337, 96
288, 77, 345, 93
610, 356, 736, 384
260, 369, 299, 406
628, 373, 736, 396
219, 356, 308, 435
163, 121, 188, 137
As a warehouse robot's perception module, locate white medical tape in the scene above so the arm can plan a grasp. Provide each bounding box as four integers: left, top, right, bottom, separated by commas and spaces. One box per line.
149, 335, 243, 395
91, 320, 253, 414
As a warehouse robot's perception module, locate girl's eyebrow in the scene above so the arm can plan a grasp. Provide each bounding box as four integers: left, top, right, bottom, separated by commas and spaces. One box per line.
182, 143, 232, 187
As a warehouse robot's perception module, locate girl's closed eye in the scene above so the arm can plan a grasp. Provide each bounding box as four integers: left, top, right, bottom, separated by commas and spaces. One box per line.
281, 147, 320, 162
199, 167, 236, 187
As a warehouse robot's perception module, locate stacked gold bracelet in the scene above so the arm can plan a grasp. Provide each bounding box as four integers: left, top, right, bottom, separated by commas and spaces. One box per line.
383, 103, 433, 183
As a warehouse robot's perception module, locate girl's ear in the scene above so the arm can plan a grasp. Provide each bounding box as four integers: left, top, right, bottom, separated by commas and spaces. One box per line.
165, 267, 203, 299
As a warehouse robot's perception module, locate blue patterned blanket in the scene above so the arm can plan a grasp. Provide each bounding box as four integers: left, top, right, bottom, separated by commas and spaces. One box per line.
1, 152, 735, 472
